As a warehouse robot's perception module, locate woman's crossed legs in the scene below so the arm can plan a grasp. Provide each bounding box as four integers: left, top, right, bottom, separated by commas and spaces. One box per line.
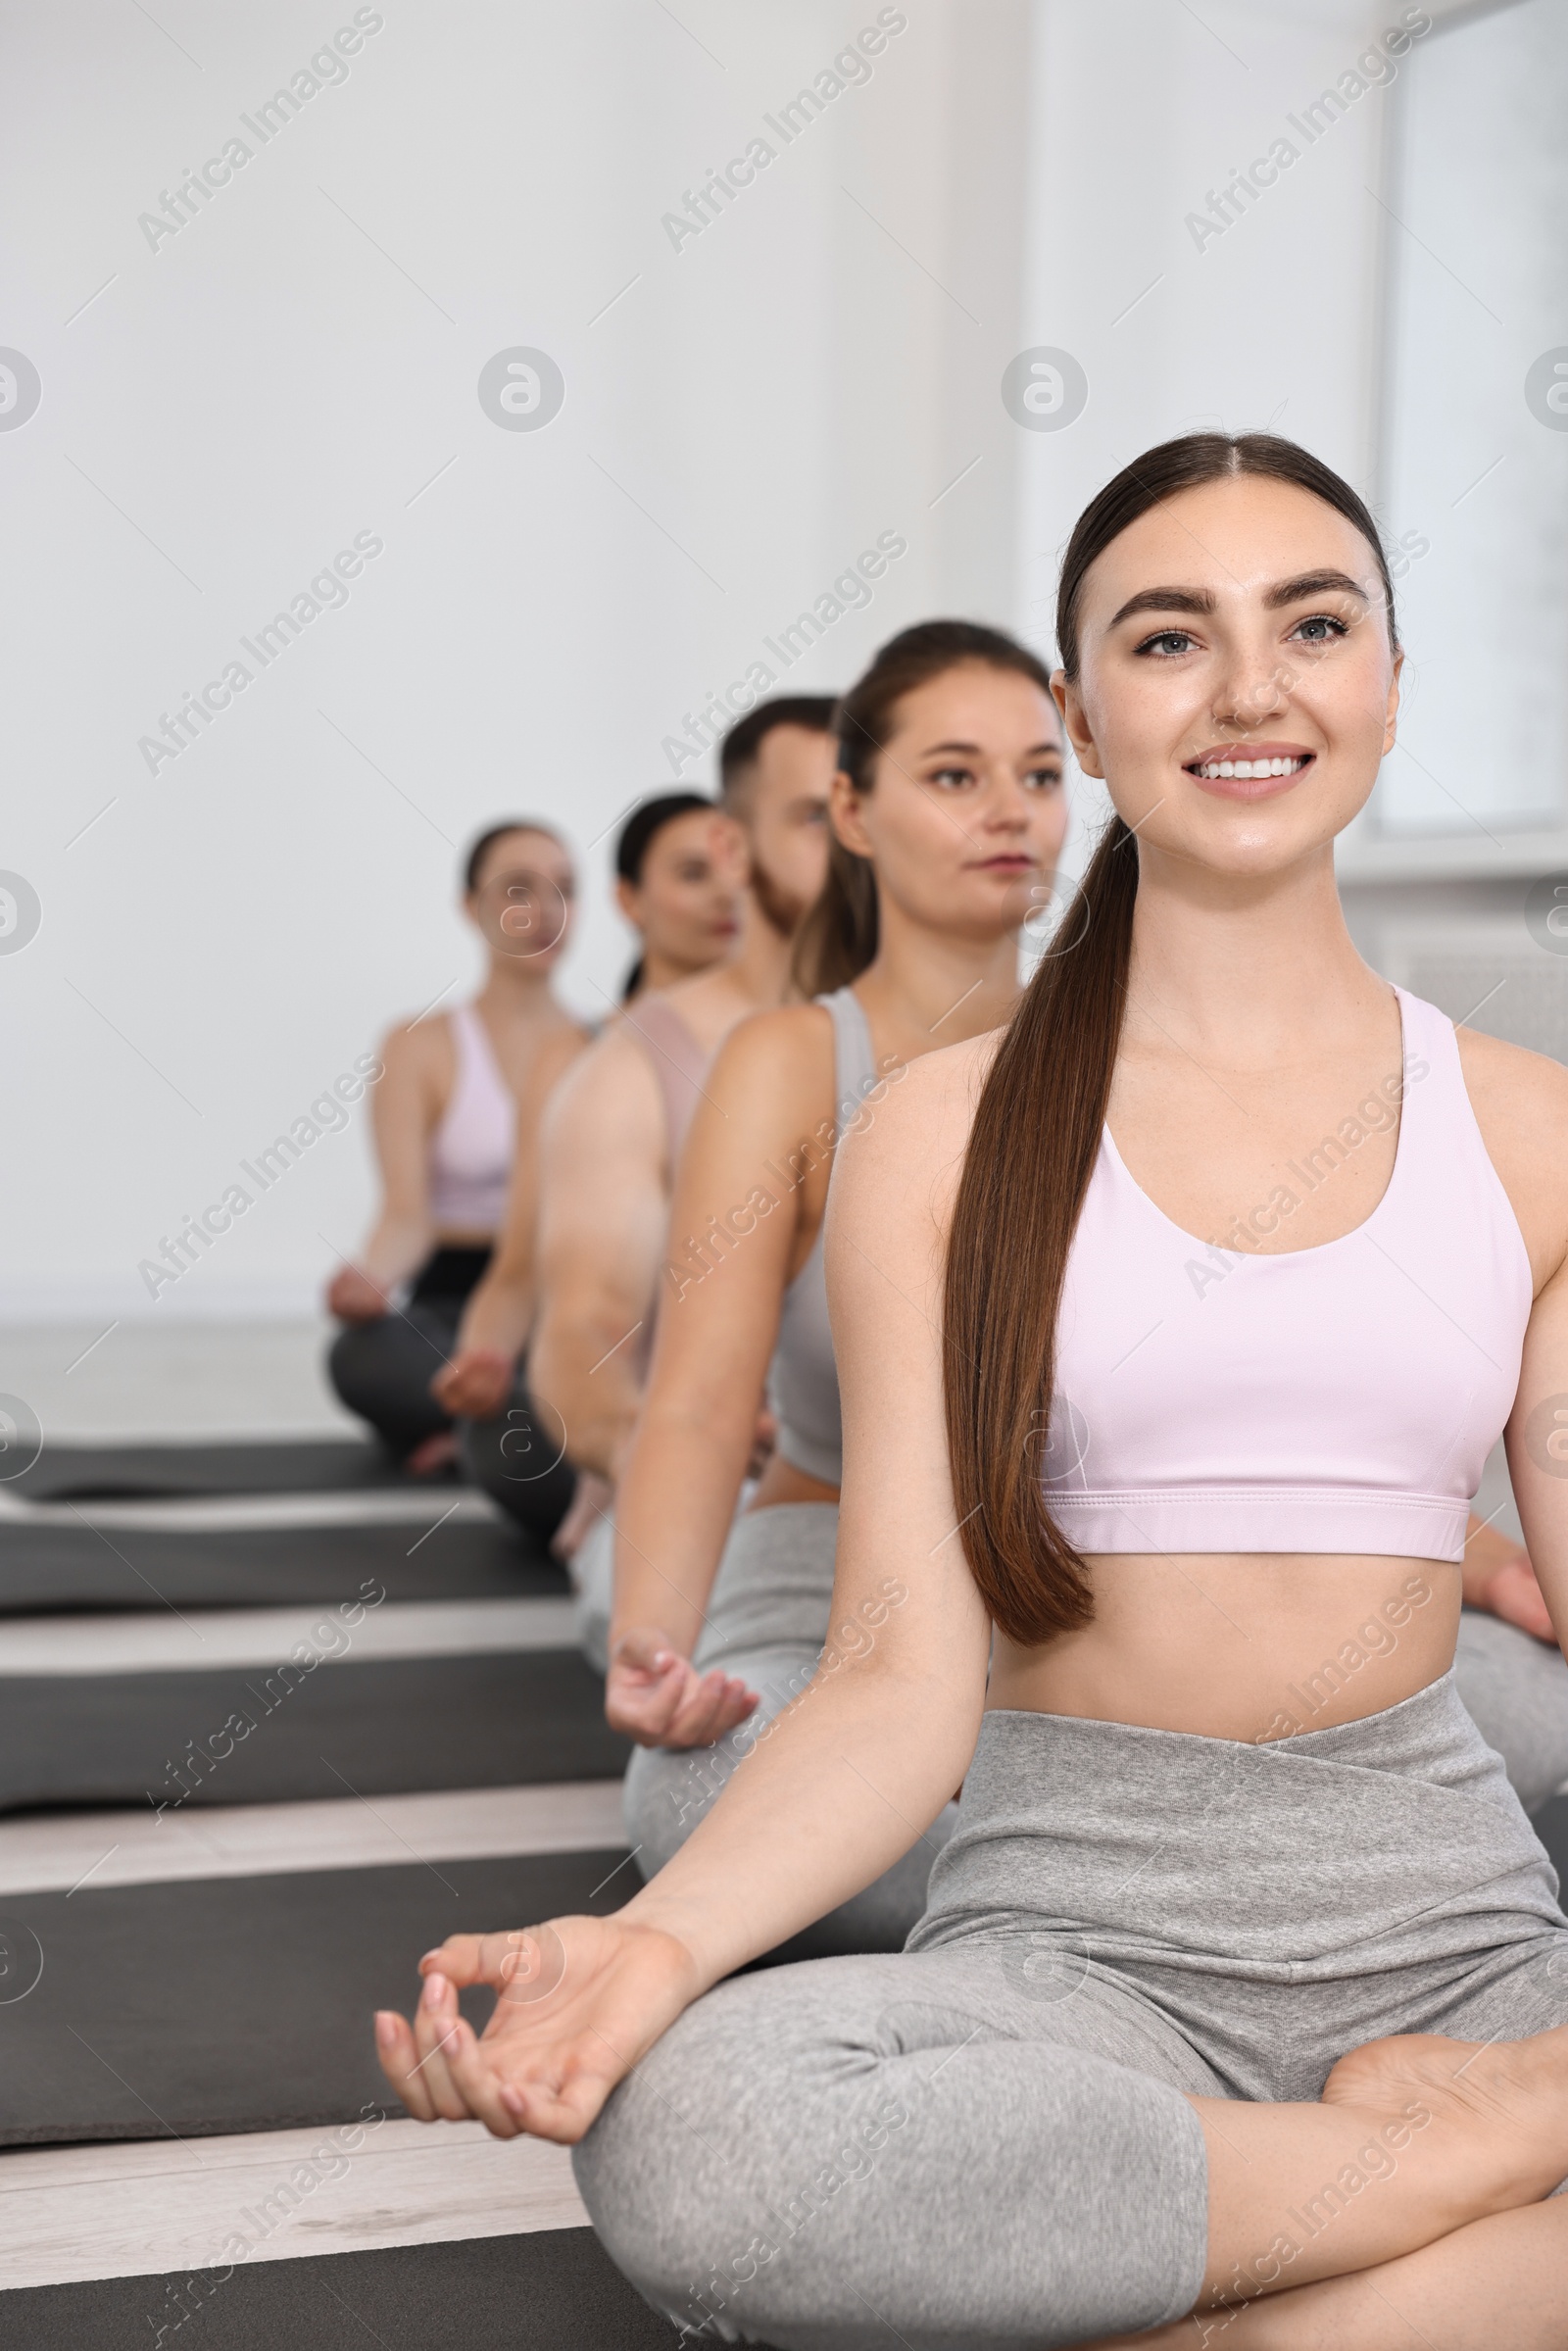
573, 1931, 1568, 2351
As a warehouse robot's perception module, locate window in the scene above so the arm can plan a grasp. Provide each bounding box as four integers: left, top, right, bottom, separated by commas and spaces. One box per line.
1372, 0, 1568, 842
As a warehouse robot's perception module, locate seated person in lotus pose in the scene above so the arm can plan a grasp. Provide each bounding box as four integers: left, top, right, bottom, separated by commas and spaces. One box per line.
379, 433, 1568, 2351
324, 821, 588, 1526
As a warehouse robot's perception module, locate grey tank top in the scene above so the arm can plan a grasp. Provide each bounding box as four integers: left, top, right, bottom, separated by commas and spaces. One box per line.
767, 987, 882, 1487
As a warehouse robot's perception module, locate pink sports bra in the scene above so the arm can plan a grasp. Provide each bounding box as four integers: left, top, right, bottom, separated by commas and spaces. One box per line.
428, 1004, 515, 1236
1042, 989, 1532, 1562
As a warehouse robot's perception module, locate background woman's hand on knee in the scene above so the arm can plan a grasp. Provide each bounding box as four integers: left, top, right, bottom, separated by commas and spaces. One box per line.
607, 1625, 759, 1747
429, 1346, 513, 1421
1463, 1519, 1558, 1643
326, 1264, 389, 1324
373, 1914, 700, 2143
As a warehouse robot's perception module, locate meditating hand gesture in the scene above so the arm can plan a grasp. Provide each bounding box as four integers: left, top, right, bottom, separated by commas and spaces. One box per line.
604, 1624, 760, 1748
374, 1913, 695, 2144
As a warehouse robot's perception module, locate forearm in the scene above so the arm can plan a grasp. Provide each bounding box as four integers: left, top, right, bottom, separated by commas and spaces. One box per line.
530, 1314, 644, 1481
612, 1398, 760, 1656
356, 1214, 431, 1292
622, 1650, 976, 1984
455, 1265, 533, 1362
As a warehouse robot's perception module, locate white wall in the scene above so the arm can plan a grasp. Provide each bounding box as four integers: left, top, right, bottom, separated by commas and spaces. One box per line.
2, 0, 1034, 1316
1020, 0, 1413, 875
0, 0, 1442, 1317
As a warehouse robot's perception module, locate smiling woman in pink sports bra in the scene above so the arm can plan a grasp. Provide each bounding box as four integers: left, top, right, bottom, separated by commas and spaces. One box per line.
325, 821, 589, 1495
373, 436, 1568, 2346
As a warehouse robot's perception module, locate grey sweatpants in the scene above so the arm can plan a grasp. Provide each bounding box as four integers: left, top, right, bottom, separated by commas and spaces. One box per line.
623, 1503, 955, 1954
577, 1673, 1568, 2349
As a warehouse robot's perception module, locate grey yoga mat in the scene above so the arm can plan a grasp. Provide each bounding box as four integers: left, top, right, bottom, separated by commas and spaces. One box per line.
0, 1650, 628, 1814
0, 2234, 683, 2350
0, 1849, 634, 2146
0, 1516, 564, 1614
13, 1438, 422, 1503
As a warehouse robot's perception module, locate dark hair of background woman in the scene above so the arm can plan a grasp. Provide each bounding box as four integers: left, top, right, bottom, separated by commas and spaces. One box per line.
943, 431, 1401, 1650
790, 620, 1053, 1003
613, 791, 717, 1000
461, 818, 563, 895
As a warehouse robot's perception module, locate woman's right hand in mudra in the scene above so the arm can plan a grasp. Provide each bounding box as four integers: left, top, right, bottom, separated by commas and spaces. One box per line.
374, 1913, 698, 2143
605, 1625, 760, 1748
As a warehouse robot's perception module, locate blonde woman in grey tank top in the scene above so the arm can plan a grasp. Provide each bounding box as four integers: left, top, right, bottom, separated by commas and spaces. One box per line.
609, 623, 1073, 1950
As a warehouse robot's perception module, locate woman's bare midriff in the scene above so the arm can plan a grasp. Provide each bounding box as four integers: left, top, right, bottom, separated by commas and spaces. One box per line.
988, 1552, 1463, 1743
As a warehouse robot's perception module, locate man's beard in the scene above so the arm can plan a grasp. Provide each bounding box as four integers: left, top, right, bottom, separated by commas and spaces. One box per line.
749, 852, 810, 941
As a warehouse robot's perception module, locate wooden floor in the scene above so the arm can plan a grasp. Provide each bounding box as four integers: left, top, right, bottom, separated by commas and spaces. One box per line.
0, 2119, 588, 2291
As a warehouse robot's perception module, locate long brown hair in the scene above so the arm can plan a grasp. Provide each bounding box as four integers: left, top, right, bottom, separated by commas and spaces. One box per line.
790, 620, 1053, 1000
942, 432, 1400, 1645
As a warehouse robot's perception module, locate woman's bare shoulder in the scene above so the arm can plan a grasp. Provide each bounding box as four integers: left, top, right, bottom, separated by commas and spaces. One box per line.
546, 1019, 663, 1139
836, 1026, 1004, 1231
705, 1001, 836, 1105
376, 1013, 452, 1085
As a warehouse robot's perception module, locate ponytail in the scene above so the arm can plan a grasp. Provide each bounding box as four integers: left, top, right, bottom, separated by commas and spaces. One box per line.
942, 430, 1400, 1645
942, 817, 1137, 1640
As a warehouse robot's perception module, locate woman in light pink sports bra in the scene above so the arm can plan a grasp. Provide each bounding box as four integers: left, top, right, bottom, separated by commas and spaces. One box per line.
325, 820, 589, 1504
377, 437, 1568, 2344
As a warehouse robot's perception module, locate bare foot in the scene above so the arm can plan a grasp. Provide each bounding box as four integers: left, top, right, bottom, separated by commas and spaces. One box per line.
405, 1432, 460, 1478
1325, 2026, 1568, 2218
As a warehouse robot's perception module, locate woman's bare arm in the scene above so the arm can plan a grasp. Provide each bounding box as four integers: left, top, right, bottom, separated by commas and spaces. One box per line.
376, 1042, 995, 2139
622, 1036, 996, 1957
435, 1028, 590, 1416
327, 1021, 441, 1317
1504, 1249, 1568, 1666
608, 1009, 831, 1699
1461, 1031, 1568, 1659
524, 1030, 671, 1478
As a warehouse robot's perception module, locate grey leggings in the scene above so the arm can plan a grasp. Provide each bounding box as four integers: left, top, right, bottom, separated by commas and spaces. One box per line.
577, 1674, 1568, 2349
459, 1378, 577, 1544
623, 1504, 956, 1955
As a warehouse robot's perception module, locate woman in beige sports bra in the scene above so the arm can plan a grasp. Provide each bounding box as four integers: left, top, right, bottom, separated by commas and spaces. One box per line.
325, 821, 589, 1506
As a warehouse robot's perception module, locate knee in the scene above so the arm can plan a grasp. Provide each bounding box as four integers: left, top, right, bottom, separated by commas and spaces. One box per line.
463, 1386, 575, 1538
571, 1988, 796, 2329
326, 1319, 387, 1413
